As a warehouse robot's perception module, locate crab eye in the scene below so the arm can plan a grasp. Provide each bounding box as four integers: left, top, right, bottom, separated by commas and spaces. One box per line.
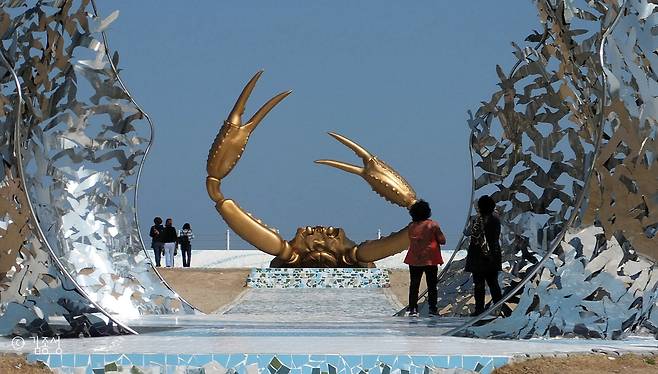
326, 227, 338, 237
305, 226, 314, 235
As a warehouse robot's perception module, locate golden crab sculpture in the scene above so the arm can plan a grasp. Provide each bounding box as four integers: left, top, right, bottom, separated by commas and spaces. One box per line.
206, 71, 418, 267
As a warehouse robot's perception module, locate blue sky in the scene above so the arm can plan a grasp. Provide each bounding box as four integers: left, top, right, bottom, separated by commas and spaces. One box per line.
97, 1, 539, 250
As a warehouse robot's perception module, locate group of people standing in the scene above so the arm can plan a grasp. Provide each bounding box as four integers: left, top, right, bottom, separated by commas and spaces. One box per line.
404, 195, 502, 317
149, 217, 195, 268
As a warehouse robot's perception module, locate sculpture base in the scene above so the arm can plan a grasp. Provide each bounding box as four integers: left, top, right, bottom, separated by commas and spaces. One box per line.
246, 268, 390, 288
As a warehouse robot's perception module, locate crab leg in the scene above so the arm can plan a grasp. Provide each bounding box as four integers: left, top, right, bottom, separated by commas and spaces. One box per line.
316, 132, 417, 262
218, 199, 296, 261
206, 70, 292, 182
315, 132, 418, 208
206, 71, 296, 263
354, 227, 410, 263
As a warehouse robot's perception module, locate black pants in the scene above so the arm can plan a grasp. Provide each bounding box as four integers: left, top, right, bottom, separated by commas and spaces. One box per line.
408, 265, 438, 312
152, 242, 164, 267
473, 271, 502, 313
181, 244, 192, 267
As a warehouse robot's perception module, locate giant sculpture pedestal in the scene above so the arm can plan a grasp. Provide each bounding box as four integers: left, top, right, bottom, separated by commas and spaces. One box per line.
246, 268, 390, 288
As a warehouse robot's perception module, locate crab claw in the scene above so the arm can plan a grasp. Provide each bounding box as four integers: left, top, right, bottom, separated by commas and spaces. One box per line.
315, 132, 417, 208
206, 71, 291, 202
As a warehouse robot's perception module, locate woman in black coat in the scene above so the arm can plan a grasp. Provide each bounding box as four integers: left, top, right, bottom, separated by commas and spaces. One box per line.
465, 195, 503, 316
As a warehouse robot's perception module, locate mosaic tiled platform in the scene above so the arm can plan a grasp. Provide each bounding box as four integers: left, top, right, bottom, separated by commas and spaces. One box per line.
28, 353, 508, 374
246, 268, 390, 288
9, 316, 658, 374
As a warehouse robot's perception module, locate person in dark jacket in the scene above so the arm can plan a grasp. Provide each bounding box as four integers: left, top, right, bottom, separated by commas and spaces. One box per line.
149, 217, 165, 267
403, 200, 446, 317
465, 195, 502, 316
162, 218, 178, 267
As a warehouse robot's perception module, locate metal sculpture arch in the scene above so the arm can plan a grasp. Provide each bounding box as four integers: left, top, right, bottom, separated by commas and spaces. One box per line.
0, 0, 196, 337
0, 0, 654, 339
411, 0, 658, 339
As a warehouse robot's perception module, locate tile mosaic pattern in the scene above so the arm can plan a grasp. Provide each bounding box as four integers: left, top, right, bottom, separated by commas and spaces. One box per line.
247, 268, 390, 288
28, 353, 508, 374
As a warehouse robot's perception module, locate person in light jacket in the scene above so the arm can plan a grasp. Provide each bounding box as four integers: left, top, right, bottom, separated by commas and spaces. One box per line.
403, 200, 446, 317
178, 223, 195, 267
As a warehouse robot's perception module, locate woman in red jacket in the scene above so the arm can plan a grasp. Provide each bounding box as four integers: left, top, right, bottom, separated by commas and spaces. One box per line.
404, 200, 446, 316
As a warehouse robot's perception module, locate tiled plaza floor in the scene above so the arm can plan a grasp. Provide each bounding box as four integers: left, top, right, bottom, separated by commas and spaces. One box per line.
224, 289, 398, 317
0, 287, 655, 373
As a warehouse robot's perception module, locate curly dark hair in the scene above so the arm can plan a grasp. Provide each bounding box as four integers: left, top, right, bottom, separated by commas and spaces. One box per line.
153, 216, 162, 225
477, 195, 496, 215
183, 223, 191, 230
409, 200, 431, 222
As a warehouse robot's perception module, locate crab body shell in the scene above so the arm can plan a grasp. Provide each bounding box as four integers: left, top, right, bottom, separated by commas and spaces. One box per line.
270, 226, 365, 268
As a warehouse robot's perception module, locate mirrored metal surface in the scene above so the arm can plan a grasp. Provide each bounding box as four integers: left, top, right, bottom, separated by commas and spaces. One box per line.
412, 0, 658, 339
0, 29, 130, 337
0, 0, 196, 336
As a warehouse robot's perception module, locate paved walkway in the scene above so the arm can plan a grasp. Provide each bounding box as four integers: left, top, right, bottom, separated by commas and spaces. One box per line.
223, 289, 399, 319
2, 321, 656, 356
2, 287, 656, 374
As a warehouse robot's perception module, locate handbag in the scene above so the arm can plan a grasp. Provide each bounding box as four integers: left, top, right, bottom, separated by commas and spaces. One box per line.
473, 215, 491, 257
481, 229, 491, 257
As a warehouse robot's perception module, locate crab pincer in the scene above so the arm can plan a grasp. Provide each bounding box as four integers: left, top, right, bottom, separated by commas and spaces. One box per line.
315, 132, 417, 208
206, 70, 291, 202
